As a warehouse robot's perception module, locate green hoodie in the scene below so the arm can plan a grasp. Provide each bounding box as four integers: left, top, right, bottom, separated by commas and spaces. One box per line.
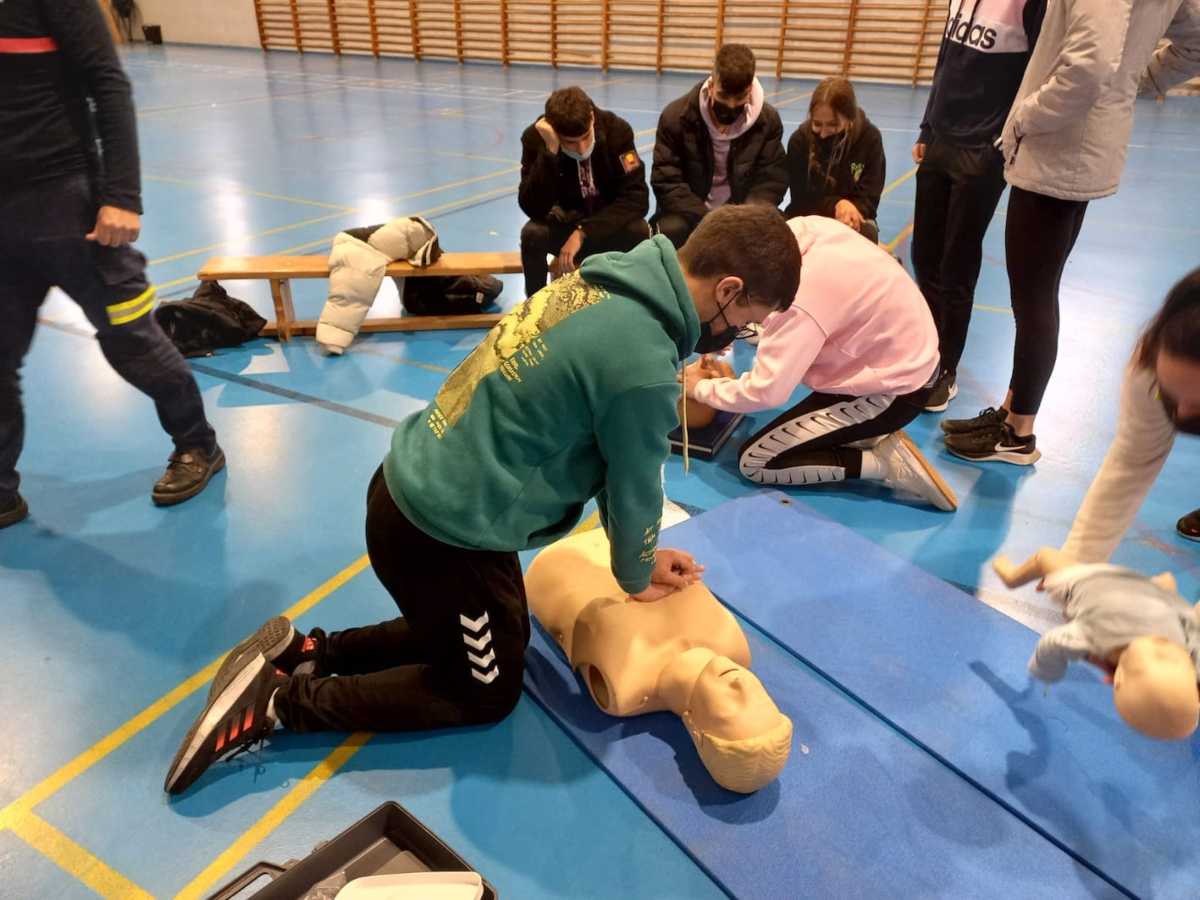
383, 235, 700, 593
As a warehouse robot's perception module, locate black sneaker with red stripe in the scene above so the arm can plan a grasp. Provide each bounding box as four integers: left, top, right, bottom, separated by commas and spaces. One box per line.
207, 616, 318, 703
164, 648, 287, 795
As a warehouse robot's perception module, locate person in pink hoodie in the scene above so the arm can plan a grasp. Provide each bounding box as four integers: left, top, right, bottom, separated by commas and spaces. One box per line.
683, 215, 958, 511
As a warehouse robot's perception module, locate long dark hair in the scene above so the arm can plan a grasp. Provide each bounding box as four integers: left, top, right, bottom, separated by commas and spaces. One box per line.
805, 77, 864, 191
1137, 267, 1200, 371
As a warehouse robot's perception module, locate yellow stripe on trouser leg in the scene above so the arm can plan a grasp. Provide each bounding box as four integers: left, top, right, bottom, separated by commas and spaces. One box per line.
106, 285, 157, 326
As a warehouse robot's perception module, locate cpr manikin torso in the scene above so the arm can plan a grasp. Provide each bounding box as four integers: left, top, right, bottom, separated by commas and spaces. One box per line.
526, 529, 793, 792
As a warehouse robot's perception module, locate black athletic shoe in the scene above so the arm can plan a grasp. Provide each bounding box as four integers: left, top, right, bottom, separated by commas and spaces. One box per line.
208, 616, 316, 702
923, 371, 959, 413
165, 648, 286, 795
940, 405, 1007, 436
0, 494, 29, 529
945, 421, 1041, 465
1177, 508, 1200, 543
152, 445, 225, 507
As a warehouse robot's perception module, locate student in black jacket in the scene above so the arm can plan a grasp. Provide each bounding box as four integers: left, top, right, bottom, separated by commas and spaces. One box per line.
911, 0, 1045, 414
518, 87, 650, 298
0, 0, 223, 530
650, 44, 788, 248
784, 77, 885, 243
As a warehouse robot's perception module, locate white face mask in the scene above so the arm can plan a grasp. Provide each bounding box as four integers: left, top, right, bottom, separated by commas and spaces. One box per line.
563, 141, 594, 162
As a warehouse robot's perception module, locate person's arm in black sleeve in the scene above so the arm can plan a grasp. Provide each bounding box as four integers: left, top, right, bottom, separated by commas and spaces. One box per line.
518, 125, 560, 221
744, 110, 788, 206
849, 125, 885, 221
783, 128, 808, 217
44, 0, 142, 213
580, 117, 649, 241
917, 5, 953, 147
650, 110, 709, 222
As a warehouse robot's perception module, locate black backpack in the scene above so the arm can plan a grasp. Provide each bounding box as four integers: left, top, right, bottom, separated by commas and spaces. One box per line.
154, 282, 267, 357
396, 274, 504, 316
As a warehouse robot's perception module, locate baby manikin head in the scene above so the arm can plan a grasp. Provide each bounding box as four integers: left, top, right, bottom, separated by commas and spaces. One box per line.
1112, 635, 1200, 741
681, 651, 793, 793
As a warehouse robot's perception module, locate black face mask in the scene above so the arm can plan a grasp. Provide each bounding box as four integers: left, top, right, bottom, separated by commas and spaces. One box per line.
1159, 385, 1200, 435
695, 322, 740, 354
694, 291, 745, 354
712, 101, 742, 126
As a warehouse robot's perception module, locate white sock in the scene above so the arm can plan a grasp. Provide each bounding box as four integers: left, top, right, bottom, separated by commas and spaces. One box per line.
859, 450, 885, 480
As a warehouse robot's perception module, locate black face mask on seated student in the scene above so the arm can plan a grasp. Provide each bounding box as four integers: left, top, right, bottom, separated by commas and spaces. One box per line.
712, 101, 743, 126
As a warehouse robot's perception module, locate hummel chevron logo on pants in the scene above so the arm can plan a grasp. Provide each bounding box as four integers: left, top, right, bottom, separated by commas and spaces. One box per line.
461, 611, 500, 684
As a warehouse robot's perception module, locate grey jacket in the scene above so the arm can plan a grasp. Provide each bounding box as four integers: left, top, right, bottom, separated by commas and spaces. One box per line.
1031, 564, 1200, 682
1001, 0, 1200, 201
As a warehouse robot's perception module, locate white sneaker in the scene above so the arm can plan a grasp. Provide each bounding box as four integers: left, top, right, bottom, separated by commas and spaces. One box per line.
873, 430, 958, 511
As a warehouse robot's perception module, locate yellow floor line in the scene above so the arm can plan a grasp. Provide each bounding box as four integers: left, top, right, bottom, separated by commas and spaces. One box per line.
144, 174, 355, 211
149, 211, 351, 266
174, 732, 372, 900
10, 813, 155, 900
974, 303, 1013, 315
570, 509, 602, 536
0, 554, 370, 834
882, 166, 918, 197
884, 222, 914, 252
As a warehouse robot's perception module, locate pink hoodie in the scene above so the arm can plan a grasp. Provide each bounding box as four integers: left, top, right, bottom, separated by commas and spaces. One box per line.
692, 216, 939, 412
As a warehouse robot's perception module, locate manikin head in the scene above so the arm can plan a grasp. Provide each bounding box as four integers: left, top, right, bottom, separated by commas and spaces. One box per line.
673, 649, 793, 793
544, 86, 595, 160
679, 357, 735, 430
710, 44, 756, 127
1138, 267, 1200, 433
1112, 636, 1200, 740
678, 205, 801, 354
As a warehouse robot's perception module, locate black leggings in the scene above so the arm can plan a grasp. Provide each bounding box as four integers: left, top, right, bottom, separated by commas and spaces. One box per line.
274, 467, 530, 733
1004, 186, 1089, 416
738, 384, 931, 484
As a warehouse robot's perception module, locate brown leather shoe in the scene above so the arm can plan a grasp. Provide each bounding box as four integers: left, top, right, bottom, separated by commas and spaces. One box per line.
152, 445, 225, 507
0, 493, 29, 529
1177, 508, 1200, 543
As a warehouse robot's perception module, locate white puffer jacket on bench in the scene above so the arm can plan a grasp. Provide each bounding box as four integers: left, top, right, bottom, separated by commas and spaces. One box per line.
316, 217, 440, 354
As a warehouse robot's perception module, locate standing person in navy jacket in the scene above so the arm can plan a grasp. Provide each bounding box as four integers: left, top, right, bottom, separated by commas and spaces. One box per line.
0, 0, 223, 529
911, 0, 1045, 414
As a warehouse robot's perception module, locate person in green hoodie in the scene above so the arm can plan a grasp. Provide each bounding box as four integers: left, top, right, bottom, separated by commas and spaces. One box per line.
164, 204, 802, 795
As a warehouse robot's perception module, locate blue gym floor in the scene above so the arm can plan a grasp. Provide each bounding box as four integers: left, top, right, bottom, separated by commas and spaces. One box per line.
1, 44, 1197, 899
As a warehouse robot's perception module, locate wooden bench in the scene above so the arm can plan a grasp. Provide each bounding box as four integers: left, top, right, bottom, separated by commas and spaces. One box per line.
197, 252, 523, 341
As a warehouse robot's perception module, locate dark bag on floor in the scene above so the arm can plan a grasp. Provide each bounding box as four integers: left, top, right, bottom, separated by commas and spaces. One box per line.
394, 274, 504, 316
154, 281, 268, 357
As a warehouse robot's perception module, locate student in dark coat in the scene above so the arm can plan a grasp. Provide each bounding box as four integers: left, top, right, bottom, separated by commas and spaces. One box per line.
650, 44, 787, 248
784, 77, 885, 244
518, 86, 650, 298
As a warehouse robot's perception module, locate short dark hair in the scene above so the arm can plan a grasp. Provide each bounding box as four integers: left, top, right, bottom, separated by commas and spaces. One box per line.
678, 205, 800, 312
544, 87, 593, 138
714, 44, 756, 95
1137, 267, 1200, 370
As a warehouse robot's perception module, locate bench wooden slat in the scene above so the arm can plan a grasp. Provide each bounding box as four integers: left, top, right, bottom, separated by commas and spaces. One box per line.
261, 314, 505, 337
198, 251, 522, 281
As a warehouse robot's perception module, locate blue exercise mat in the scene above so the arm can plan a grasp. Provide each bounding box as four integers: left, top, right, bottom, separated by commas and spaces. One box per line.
658, 491, 1200, 899
523, 620, 1120, 898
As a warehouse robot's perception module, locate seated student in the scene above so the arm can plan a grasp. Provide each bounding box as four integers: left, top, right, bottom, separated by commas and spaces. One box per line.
784, 77, 885, 243
650, 43, 787, 248
163, 205, 803, 796
518, 86, 650, 299
683, 215, 957, 512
